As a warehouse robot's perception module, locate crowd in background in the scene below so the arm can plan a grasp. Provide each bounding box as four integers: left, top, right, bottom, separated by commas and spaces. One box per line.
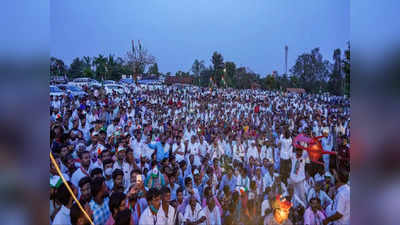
50, 84, 350, 225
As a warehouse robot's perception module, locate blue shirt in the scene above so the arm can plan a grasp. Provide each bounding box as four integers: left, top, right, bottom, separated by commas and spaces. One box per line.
89, 197, 111, 225
218, 174, 237, 193
148, 142, 168, 162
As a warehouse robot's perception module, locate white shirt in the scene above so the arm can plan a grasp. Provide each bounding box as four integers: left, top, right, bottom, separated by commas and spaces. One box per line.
198, 205, 221, 225
184, 203, 203, 224
139, 207, 158, 225
157, 204, 176, 225
289, 154, 306, 184
71, 166, 93, 189
279, 137, 293, 160
52, 205, 71, 225
172, 143, 185, 162
247, 146, 259, 162
334, 184, 350, 225
261, 199, 271, 217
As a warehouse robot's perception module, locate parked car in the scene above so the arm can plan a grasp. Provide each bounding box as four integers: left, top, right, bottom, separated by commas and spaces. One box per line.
50, 85, 64, 97
57, 84, 87, 97
103, 80, 116, 85
104, 84, 126, 95
119, 78, 134, 85
69, 77, 101, 88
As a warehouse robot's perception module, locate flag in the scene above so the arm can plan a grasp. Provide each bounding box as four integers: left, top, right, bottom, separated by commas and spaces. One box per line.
138, 40, 142, 50
131, 40, 135, 53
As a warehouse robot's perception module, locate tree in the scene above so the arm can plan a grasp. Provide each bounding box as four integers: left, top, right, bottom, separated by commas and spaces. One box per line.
126, 40, 156, 84
343, 42, 350, 96
199, 66, 213, 87
82, 56, 92, 70
191, 59, 206, 77
148, 63, 159, 76
211, 51, 224, 87
69, 57, 84, 78
224, 61, 236, 87
290, 48, 331, 93
328, 48, 343, 95
50, 57, 67, 77
93, 54, 107, 81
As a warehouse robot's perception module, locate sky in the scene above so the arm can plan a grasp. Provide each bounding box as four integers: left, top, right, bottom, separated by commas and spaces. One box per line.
50, 0, 349, 76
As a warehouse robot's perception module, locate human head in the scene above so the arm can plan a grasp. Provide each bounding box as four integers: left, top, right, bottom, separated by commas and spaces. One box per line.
116, 146, 126, 161
100, 150, 112, 162
90, 168, 103, 179
189, 195, 197, 208
103, 159, 114, 177
79, 151, 91, 169
184, 177, 192, 189
109, 192, 127, 217
91, 177, 107, 200
146, 188, 161, 211
114, 209, 132, 225
70, 201, 93, 225
176, 187, 184, 203
78, 177, 92, 203
56, 182, 76, 207
310, 197, 321, 213
206, 196, 216, 210
112, 169, 124, 189
160, 186, 171, 204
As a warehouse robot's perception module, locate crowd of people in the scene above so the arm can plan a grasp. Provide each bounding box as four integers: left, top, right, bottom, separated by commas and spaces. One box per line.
50, 83, 350, 225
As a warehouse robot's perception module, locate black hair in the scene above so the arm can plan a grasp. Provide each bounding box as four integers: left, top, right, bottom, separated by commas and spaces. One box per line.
90, 168, 103, 178
184, 177, 192, 185
103, 159, 113, 167
70, 201, 86, 225
179, 160, 186, 168
176, 186, 184, 194
112, 169, 124, 180
91, 177, 105, 197
309, 196, 321, 204
337, 169, 349, 183
100, 149, 110, 158
151, 160, 157, 168
79, 150, 90, 159
56, 182, 73, 206
160, 186, 171, 195
78, 176, 91, 188
109, 192, 127, 216
130, 169, 141, 176
115, 209, 131, 225
146, 187, 161, 202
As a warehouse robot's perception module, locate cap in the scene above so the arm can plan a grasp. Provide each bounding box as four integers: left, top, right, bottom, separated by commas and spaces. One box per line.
193, 169, 200, 175
117, 146, 126, 153
97, 144, 106, 155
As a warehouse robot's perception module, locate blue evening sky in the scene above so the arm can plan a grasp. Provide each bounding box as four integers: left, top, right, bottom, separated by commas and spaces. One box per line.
51, 0, 349, 76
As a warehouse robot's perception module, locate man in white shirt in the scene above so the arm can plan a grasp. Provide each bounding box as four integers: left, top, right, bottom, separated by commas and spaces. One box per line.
156, 187, 176, 225
321, 129, 333, 173
198, 196, 221, 225
52, 182, 76, 225
279, 130, 293, 185
139, 188, 162, 225
71, 151, 94, 189
113, 146, 131, 190
288, 148, 307, 206
322, 170, 350, 225
184, 195, 206, 225
106, 118, 119, 138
